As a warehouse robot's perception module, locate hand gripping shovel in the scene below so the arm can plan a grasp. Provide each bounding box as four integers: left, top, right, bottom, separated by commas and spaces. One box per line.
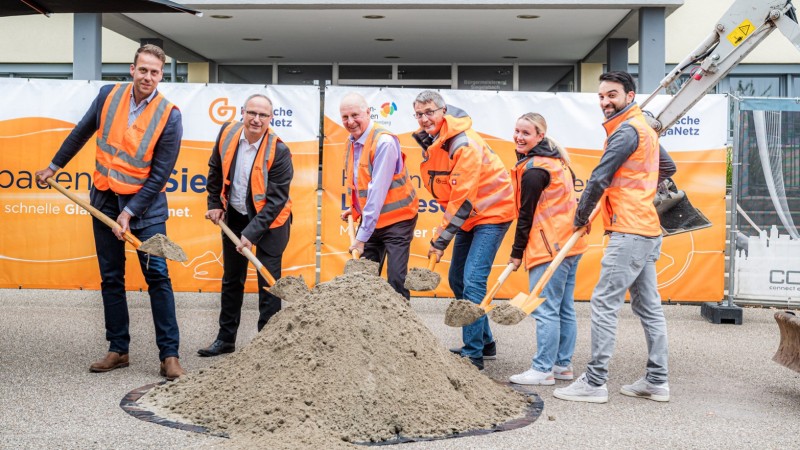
489, 202, 601, 326
343, 215, 379, 275
217, 220, 307, 302
444, 262, 515, 327
46, 178, 187, 262
404, 254, 440, 291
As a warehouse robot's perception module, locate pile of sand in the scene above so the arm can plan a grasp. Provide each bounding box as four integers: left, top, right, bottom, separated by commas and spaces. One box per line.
141, 272, 530, 447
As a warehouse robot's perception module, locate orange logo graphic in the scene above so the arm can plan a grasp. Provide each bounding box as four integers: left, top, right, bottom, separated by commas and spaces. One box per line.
209, 98, 237, 125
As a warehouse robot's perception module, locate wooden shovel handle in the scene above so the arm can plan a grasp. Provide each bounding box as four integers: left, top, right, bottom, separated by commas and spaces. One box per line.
346, 215, 359, 259
426, 254, 437, 270
46, 178, 142, 248
521, 199, 603, 310
218, 220, 276, 286
479, 262, 515, 308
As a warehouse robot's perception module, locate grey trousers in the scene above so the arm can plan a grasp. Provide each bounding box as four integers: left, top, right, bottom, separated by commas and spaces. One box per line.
586, 232, 669, 386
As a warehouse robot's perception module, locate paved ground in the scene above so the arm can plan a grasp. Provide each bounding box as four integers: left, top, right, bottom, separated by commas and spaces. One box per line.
1, 289, 798, 449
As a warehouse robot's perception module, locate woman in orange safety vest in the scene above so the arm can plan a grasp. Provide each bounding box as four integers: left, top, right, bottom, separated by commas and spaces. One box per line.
507, 113, 587, 386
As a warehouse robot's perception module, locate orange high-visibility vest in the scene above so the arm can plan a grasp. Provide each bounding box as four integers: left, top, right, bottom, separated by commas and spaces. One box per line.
419, 112, 516, 243
601, 104, 661, 237
217, 121, 291, 229
94, 83, 175, 194
344, 124, 417, 229
512, 156, 587, 270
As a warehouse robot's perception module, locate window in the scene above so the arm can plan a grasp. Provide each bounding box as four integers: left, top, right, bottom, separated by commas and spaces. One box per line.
458, 66, 512, 91
218, 65, 270, 84
519, 66, 574, 92
278, 65, 332, 86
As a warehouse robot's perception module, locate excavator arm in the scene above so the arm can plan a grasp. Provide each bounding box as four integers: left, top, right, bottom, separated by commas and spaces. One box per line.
641, 0, 800, 132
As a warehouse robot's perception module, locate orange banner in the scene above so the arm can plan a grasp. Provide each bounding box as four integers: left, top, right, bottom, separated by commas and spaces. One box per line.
321, 87, 727, 301
0, 80, 319, 292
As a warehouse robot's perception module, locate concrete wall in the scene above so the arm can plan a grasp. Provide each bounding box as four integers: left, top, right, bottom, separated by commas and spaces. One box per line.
0, 14, 160, 64
630, 0, 800, 64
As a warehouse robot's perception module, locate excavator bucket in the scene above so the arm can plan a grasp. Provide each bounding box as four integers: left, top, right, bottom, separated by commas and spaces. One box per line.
655, 178, 712, 236
773, 311, 800, 373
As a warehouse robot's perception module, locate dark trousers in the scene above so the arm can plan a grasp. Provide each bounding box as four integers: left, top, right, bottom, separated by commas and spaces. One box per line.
361, 215, 418, 299
217, 209, 290, 343
92, 197, 180, 361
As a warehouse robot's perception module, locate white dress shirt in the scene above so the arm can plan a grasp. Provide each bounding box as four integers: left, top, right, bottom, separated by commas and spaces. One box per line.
229, 130, 263, 215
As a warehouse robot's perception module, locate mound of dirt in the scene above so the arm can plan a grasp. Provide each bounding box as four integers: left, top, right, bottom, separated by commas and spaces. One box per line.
141, 272, 530, 448
343, 258, 379, 275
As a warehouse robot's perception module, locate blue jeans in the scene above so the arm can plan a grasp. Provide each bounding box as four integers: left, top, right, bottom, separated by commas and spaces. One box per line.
586, 233, 667, 386
449, 222, 511, 358
528, 254, 582, 373
92, 201, 180, 361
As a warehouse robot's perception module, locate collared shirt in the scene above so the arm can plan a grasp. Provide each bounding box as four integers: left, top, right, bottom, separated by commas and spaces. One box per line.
351, 122, 403, 242
121, 89, 159, 215
129, 88, 158, 127
229, 130, 263, 216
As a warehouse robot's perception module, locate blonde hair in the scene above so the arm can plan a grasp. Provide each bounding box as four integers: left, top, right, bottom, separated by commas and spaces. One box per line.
517, 112, 571, 166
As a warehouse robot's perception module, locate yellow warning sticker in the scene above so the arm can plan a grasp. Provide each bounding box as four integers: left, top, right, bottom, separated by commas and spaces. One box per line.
727, 19, 755, 46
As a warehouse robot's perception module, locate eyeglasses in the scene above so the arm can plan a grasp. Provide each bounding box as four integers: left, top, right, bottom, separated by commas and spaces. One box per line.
413, 107, 444, 119
244, 110, 271, 120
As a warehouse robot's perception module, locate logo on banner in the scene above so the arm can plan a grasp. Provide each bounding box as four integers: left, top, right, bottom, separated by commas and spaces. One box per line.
209, 98, 237, 125
379, 102, 397, 118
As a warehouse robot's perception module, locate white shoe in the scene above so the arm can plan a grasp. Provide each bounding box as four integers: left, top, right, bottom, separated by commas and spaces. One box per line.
553, 373, 608, 403
620, 377, 670, 402
553, 364, 574, 381
509, 368, 555, 386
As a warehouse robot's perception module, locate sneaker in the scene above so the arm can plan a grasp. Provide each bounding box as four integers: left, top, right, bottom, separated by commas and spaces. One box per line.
468, 356, 484, 371
620, 377, 670, 402
553, 373, 608, 403
509, 368, 555, 386
449, 341, 497, 360
553, 364, 574, 381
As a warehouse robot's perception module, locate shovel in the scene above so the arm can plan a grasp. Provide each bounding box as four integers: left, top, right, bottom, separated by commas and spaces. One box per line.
217, 220, 307, 301
444, 262, 515, 327
217, 220, 276, 286
404, 254, 440, 291
46, 178, 187, 262
490, 202, 601, 326
343, 215, 379, 275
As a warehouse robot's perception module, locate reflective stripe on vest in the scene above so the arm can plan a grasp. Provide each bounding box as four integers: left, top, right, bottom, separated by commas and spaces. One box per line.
345, 124, 417, 229
94, 83, 174, 194
512, 155, 587, 269
217, 122, 291, 228
601, 104, 661, 236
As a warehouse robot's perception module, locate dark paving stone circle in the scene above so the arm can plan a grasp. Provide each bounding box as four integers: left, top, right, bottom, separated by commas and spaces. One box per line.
121, 382, 543, 445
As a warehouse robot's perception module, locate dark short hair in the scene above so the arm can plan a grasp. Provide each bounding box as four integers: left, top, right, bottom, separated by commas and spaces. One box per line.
599, 71, 636, 94
134, 44, 166, 67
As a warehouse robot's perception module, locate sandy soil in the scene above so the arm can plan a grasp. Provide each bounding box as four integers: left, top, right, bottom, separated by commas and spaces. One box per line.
140, 272, 530, 448
138, 233, 187, 262
489, 303, 529, 326
444, 299, 486, 327
404, 268, 440, 291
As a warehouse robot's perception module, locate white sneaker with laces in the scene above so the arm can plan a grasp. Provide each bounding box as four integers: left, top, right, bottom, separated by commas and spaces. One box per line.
509, 368, 555, 386
553, 373, 608, 403
620, 377, 670, 402
553, 364, 574, 381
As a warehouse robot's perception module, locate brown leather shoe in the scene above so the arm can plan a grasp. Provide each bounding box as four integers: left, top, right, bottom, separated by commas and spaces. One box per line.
159, 356, 186, 381
89, 352, 129, 373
